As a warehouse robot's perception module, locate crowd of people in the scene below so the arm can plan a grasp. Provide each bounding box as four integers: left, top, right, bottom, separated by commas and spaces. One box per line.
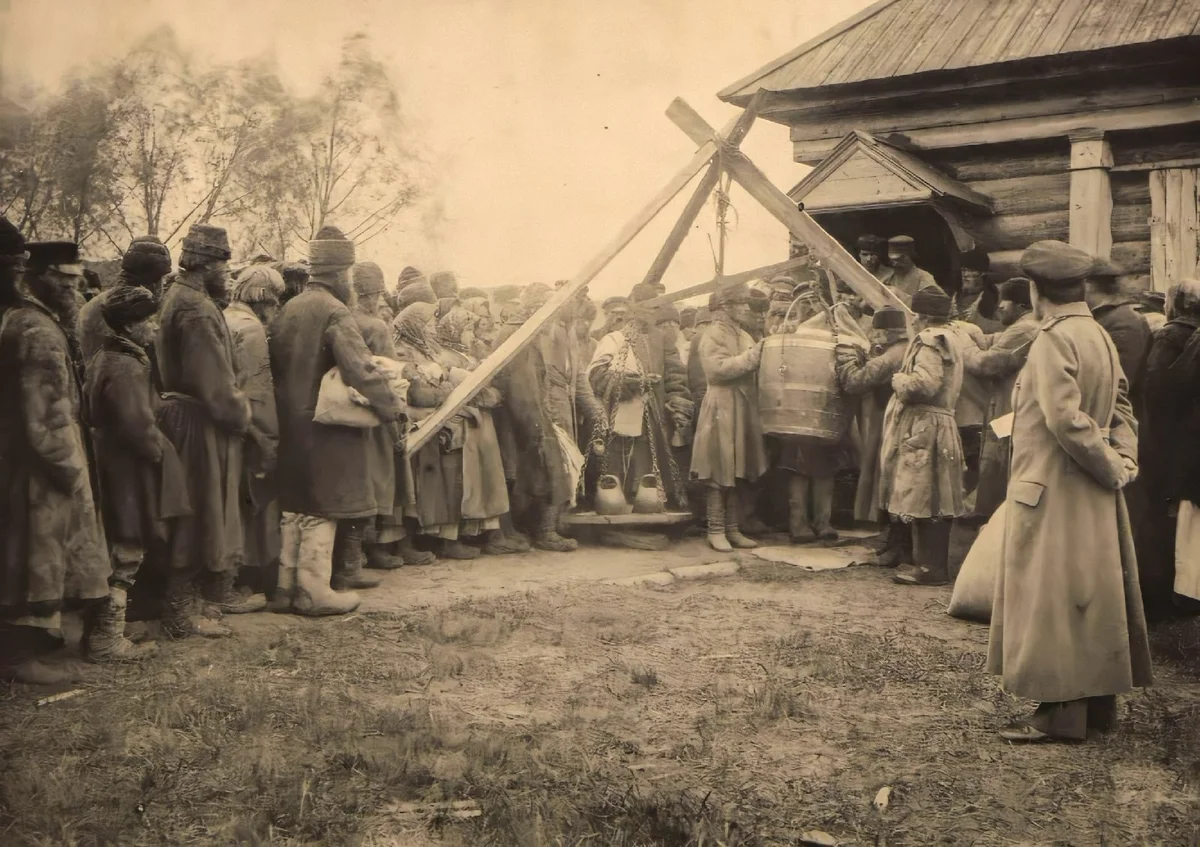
0, 210, 1194, 743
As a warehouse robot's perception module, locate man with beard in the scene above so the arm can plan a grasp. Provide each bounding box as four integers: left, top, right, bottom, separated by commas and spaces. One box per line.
857, 234, 894, 287
886, 236, 940, 307
78, 236, 172, 363
156, 223, 260, 639
954, 248, 1002, 335
270, 227, 404, 616
0, 240, 111, 682
0, 216, 25, 321
689, 285, 769, 551
224, 265, 286, 599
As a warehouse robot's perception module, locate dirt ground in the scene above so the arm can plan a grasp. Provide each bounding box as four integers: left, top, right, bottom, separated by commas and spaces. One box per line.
3, 539, 1200, 846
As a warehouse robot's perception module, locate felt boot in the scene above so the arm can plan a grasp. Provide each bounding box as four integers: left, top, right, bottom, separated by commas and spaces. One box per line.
204, 569, 268, 614
534, 502, 577, 552
788, 474, 816, 543
724, 488, 759, 549
85, 586, 158, 663
268, 515, 299, 613
811, 475, 839, 541
332, 520, 383, 590
706, 488, 733, 552
293, 517, 360, 617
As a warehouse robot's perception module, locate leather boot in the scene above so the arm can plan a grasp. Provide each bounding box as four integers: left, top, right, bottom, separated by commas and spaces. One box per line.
204, 569, 268, 614
706, 488, 732, 552
724, 488, 759, 549
161, 575, 232, 639
332, 520, 383, 590
268, 514, 299, 613
534, 501, 577, 552
788, 474, 816, 543
894, 519, 951, 586
293, 517, 360, 616
811, 475, 839, 541
86, 585, 158, 663
397, 535, 437, 566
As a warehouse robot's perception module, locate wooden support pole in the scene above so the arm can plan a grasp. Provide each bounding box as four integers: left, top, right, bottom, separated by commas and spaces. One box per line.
1068, 128, 1114, 260
666, 97, 912, 316
640, 160, 722, 289
640, 256, 814, 308
406, 114, 743, 453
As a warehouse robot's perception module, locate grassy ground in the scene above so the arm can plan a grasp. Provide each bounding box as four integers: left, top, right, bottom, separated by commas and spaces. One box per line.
2, 563, 1200, 846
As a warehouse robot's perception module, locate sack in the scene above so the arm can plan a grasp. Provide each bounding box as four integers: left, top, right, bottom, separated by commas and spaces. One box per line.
314, 357, 409, 428
947, 501, 1007, 623
1175, 501, 1200, 601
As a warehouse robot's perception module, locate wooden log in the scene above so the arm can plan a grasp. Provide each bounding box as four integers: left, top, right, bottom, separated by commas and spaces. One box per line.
923, 144, 1069, 182
1112, 172, 1152, 206
965, 210, 1071, 252
990, 249, 1152, 285
1113, 240, 1152, 274
1112, 203, 1151, 243
666, 98, 911, 316
968, 172, 1071, 216
641, 256, 813, 308
406, 116, 734, 453
640, 161, 722, 289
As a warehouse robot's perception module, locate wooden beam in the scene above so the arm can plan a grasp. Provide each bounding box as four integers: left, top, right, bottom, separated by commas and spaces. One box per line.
641, 256, 814, 308
406, 114, 740, 453
1068, 130, 1114, 259
667, 98, 912, 316
1112, 157, 1200, 173
640, 160, 721, 289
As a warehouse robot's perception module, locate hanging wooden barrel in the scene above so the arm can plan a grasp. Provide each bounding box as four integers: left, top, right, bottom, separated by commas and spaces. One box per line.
758, 327, 848, 440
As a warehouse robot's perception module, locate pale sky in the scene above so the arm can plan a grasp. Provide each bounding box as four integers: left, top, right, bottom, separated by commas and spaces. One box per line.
2, 0, 872, 300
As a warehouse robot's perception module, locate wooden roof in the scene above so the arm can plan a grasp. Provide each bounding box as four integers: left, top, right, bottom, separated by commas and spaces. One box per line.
720, 0, 1200, 101
788, 131, 994, 215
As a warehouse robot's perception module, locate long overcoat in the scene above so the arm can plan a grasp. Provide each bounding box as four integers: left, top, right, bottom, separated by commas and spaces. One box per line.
987, 302, 1153, 703
876, 327, 966, 520
0, 298, 110, 617
270, 283, 402, 520
836, 338, 906, 521
353, 306, 399, 517
689, 315, 768, 488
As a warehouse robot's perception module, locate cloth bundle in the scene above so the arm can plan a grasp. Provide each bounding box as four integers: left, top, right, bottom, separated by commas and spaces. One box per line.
314, 357, 409, 427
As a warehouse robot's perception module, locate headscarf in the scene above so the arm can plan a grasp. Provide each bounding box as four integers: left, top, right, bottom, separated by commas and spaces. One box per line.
231, 265, 285, 304
461, 296, 491, 321
392, 301, 438, 359
436, 305, 480, 353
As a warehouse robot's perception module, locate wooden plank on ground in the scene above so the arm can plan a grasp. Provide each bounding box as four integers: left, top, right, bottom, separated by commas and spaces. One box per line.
406, 118, 733, 453
563, 511, 693, 526
666, 98, 911, 316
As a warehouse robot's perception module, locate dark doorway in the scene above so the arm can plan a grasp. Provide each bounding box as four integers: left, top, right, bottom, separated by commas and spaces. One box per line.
810, 203, 962, 297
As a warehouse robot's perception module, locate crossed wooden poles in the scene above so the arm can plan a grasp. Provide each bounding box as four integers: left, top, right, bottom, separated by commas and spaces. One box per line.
408, 93, 912, 453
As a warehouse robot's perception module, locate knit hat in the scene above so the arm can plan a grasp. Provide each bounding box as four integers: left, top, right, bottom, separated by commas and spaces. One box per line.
1020, 240, 1094, 284
0, 214, 24, 259
101, 285, 158, 330
352, 261, 386, 296
395, 279, 437, 310
872, 306, 907, 330
998, 277, 1032, 308
232, 265, 285, 304
430, 270, 458, 299
122, 236, 172, 278
655, 303, 681, 325
181, 224, 231, 262
308, 225, 355, 274
911, 286, 952, 319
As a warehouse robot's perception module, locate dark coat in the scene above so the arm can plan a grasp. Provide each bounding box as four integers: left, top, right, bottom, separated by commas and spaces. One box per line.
353, 307, 399, 518
270, 283, 403, 520
84, 333, 190, 547
688, 330, 708, 410
1093, 300, 1152, 414
0, 298, 110, 616
837, 338, 906, 521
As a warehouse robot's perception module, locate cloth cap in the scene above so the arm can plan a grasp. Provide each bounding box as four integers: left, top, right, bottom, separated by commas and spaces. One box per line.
655, 303, 680, 325
998, 277, 1032, 308
232, 265, 285, 304
887, 235, 916, 251
0, 215, 25, 258
872, 306, 907, 330
352, 261, 386, 295
629, 282, 658, 304
395, 279, 437, 310
430, 270, 458, 299
911, 285, 952, 318
308, 225, 355, 273
101, 285, 158, 329
1019, 240, 1095, 284
122, 236, 172, 277
857, 234, 881, 251
602, 295, 630, 311
26, 241, 80, 269
960, 245, 991, 273
181, 224, 231, 262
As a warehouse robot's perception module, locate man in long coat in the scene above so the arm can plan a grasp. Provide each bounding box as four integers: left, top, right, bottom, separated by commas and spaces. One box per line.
78, 236, 172, 363
0, 240, 111, 682
156, 224, 259, 638
270, 227, 403, 616
690, 285, 768, 551
988, 240, 1152, 743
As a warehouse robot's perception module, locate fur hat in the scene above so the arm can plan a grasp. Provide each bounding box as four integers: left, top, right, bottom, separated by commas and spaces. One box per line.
122, 236, 172, 278
352, 261, 386, 295
911, 286, 952, 319
101, 285, 158, 329
395, 279, 437, 310
0, 215, 25, 258
998, 277, 1032, 308
232, 265, 286, 304
1020, 240, 1095, 284
181, 224, 231, 262
308, 225, 355, 274
430, 271, 458, 299
26, 241, 81, 270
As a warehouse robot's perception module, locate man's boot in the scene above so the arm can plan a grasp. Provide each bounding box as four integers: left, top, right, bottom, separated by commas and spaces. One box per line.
397, 534, 437, 565
534, 501, 577, 552
480, 529, 524, 555
737, 484, 771, 536
724, 488, 759, 549
332, 520, 383, 590
499, 511, 533, 552
86, 583, 158, 663
868, 520, 905, 568
706, 488, 732, 552
811, 475, 839, 541
365, 544, 405, 570
204, 568, 268, 614
268, 516, 299, 613
788, 474, 816, 543
161, 574, 232, 639
293, 517, 360, 616
894, 519, 951, 586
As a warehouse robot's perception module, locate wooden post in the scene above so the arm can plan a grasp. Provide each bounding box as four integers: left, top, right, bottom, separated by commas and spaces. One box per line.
1150, 167, 1200, 293
666, 98, 912, 315
639, 161, 722, 289
406, 115, 742, 453
1068, 128, 1114, 260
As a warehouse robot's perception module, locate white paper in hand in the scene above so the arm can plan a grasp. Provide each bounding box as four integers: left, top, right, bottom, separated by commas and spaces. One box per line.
989, 412, 1014, 439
